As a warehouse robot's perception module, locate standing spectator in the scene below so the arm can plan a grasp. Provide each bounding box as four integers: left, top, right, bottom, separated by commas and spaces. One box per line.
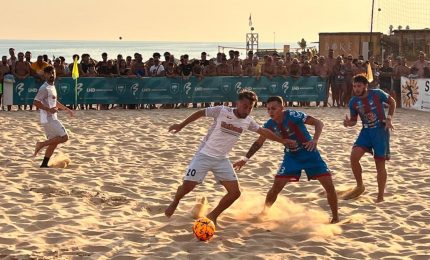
203, 59, 217, 76
7, 48, 16, 67
313, 56, 330, 107
178, 54, 193, 80
261, 56, 276, 80
243, 51, 254, 76
332, 56, 346, 107
379, 59, 394, 94
96, 53, 110, 76
80, 54, 91, 74
42, 54, 52, 65
31, 55, 49, 77
68, 54, 83, 76
12, 52, 31, 110
393, 57, 410, 106
344, 54, 356, 106
231, 58, 243, 76
162, 52, 171, 67
0, 56, 11, 110
126, 56, 133, 68
301, 60, 312, 76
25, 51, 32, 64
118, 59, 130, 76
200, 52, 210, 67
53, 58, 66, 77
216, 54, 232, 76
413, 51, 430, 78
131, 54, 146, 77
149, 53, 165, 77
165, 62, 178, 78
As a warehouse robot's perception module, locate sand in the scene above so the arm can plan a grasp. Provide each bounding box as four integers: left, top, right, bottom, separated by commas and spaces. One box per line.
0, 107, 429, 259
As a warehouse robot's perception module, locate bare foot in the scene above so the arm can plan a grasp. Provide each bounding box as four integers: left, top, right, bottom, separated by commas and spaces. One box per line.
330, 217, 340, 224
206, 214, 217, 227
33, 142, 44, 157
375, 197, 384, 203
342, 185, 365, 200
164, 201, 179, 218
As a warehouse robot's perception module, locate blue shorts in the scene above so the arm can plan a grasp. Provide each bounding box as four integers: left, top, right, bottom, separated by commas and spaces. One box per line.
276, 149, 330, 182
354, 127, 390, 160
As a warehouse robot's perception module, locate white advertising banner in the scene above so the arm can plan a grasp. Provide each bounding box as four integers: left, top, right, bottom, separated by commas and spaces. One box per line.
401, 77, 430, 112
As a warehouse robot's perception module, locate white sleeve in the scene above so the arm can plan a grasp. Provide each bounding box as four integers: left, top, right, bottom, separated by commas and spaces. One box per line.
34, 86, 47, 102
205, 106, 223, 118
247, 118, 260, 132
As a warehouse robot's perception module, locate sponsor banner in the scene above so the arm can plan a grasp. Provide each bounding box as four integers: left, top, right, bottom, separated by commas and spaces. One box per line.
401, 77, 430, 112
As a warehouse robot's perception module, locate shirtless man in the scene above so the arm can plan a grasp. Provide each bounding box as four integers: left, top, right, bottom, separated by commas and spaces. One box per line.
231, 58, 243, 76
344, 55, 356, 106
412, 51, 430, 78
261, 56, 276, 80
216, 55, 232, 76
131, 54, 147, 77
243, 51, 254, 76
7, 48, 16, 67
313, 56, 330, 107
393, 57, 410, 106
12, 52, 31, 81
203, 59, 217, 77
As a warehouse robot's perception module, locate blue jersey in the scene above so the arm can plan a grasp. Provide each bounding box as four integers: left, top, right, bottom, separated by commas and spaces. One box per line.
264, 110, 311, 152
349, 89, 389, 128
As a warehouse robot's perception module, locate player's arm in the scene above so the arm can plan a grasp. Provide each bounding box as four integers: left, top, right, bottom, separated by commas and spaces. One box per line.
168, 109, 206, 133
385, 95, 396, 130
304, 116, 323, 151
33, 100, 56, 114
56, 101, 74, 117
233, 135, 266, 171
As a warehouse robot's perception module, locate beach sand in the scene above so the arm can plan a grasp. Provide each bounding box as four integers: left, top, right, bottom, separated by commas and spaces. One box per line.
0, 107, 429, 259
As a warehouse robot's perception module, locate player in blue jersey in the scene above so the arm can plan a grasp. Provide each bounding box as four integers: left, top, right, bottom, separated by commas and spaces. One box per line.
343, 75, 396, 202
234, 96, 339, 224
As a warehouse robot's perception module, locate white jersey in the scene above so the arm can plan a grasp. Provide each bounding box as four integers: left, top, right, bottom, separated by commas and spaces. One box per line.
34, 82, 58, 124
198, 106, 260, 158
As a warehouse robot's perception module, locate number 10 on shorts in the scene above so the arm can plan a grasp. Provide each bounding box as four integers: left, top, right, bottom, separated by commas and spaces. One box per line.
186, 169, 196, 176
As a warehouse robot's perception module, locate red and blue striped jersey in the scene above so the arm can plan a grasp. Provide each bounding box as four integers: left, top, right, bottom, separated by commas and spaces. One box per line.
349, 89, 389, 128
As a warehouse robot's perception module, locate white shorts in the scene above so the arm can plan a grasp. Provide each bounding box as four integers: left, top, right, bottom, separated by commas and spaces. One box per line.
43, 120, 68, 140
183, 152, 237, 183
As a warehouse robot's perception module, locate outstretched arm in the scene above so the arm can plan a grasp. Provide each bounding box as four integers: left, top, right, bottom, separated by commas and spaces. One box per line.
168, 109, 206, 133
233, 135, 266, 171
56, 101, 74, 117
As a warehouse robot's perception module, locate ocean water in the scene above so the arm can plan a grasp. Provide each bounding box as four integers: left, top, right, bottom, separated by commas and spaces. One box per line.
0, 40, 304, 63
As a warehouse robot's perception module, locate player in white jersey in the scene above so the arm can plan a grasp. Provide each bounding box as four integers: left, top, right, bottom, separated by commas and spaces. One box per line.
165, 90, 294, 225
33, 66, 74, 167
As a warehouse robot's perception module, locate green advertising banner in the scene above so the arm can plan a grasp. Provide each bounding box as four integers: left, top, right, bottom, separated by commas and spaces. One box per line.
11, 76, 326, 105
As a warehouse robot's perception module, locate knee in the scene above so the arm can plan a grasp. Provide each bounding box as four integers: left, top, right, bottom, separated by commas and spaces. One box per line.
61, 135, 69, 143
229, 189, 241, 200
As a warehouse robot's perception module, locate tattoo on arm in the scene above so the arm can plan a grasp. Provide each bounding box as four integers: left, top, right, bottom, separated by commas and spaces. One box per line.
246, 141, 263, 159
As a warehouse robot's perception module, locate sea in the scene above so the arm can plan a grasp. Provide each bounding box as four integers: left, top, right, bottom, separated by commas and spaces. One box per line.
0, 40, 305, 63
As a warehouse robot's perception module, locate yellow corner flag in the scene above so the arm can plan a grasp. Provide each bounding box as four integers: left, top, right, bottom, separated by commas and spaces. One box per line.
367, 63, 373, 83
72, 57, 79, 80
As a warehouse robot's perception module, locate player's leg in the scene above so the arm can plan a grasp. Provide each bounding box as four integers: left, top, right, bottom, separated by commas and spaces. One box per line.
317, 175, 339, 223
263, 177, 290, 213
350, 146, 366, 188
165, 180, 198, 217
372, 128, 390, 202
206, 180, 241, 225
165, 153, 210, 217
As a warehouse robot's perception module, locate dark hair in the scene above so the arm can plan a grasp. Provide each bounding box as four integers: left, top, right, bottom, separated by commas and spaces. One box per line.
267, 96, 284, 106
238, 90, 258, 104
201, 52, 207, 55
353, 75, 369, 85
72, 54, 79, 60
153, 52, 161, 58
102, 52, 108, 56
43, 65, 55, 74
183, 54, 189, 59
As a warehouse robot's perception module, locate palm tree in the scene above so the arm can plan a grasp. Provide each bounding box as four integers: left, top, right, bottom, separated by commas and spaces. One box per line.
398, 25, 403, 30
297, 38, 307, 51
389, 25, 394, 35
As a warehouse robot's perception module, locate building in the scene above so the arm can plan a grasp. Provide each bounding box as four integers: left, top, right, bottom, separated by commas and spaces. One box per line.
382, 29, 430, 60
319, 32, 383, 61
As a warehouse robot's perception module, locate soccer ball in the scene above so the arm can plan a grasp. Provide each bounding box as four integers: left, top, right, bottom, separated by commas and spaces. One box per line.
193, 217, 215, 241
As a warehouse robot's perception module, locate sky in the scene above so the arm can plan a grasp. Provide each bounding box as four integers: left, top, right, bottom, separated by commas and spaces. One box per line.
0, 0, 407, 43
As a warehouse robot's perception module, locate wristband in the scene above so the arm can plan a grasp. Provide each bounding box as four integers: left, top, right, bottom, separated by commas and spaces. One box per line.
241, 156, 249, 162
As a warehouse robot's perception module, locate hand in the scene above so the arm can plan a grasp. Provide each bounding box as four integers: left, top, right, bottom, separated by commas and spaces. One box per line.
233, 160, 247, 171
385, 119, 394, 130
66, 108, 75, 117
168, 123, 184, 134
47, 107, 58, 114
283, 139, 298, 149
343, 115, 351, 127
303, 140, 317, 151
